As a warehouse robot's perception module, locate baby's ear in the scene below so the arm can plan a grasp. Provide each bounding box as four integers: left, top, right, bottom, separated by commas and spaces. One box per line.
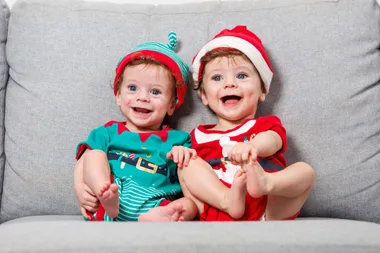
167, 97, 176, 116
116, 90, 122, 106
198, 88, 209, 106
196, 88, 202, 98
259, 93, 266, 102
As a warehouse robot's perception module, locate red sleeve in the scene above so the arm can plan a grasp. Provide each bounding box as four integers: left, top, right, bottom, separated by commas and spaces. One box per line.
76, 144, 93, 161
190, 128, 195, 143
76, 121, 114, 160
255, 115, 287, 156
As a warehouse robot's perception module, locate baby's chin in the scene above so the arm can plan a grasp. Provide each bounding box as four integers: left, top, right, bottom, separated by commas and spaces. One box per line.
217, 114, 253, 126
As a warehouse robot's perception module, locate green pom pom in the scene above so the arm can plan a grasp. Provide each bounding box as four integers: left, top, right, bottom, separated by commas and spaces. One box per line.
167, 31, 177, 50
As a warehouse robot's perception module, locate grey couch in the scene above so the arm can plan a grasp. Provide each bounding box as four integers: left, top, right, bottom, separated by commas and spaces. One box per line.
0, 0, 379, 252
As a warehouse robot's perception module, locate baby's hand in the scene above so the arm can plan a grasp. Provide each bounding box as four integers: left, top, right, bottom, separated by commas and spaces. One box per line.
228, 142, 258, 165
74, 181, 99, 219
167, 146, 197, 168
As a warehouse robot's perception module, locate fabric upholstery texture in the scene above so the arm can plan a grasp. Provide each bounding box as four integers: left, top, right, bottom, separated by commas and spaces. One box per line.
1, 217, 380, 253
0, 0, 8, 212
0, 0, 379, 227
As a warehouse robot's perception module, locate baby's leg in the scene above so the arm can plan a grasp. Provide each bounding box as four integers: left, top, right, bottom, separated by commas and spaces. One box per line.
178, 157, 247, 219
83, 150, 119, 218
243, 161, 268, 198
138, 197, 197, 222
244, 161, 315, 220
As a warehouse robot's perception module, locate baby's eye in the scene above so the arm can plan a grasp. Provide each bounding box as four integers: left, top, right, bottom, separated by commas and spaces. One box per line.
212, 75, 222, 81
127, 85, 137, 91
151, 89, 161, 95
237, 73, 247, 79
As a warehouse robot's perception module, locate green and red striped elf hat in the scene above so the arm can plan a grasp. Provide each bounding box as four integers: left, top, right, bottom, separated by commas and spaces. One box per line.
114, 32, 190, 110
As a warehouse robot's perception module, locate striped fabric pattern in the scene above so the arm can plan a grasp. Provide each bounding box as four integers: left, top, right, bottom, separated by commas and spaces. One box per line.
103, 177, 178, 221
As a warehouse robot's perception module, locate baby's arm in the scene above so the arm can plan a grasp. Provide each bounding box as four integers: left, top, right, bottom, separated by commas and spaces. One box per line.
250, 130, 282, 157
229, 130, 282, 164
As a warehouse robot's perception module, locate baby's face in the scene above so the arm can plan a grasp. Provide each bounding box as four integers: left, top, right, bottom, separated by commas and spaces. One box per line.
200, 55, 264, 129
116, 64, 176, 132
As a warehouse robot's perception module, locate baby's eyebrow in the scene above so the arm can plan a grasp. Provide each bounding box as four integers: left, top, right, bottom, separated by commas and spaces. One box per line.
124, 79, 139, 83
206, 69, 224, 73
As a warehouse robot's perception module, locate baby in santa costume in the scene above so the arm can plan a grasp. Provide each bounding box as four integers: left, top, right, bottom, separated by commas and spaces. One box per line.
178, 25, 316, 221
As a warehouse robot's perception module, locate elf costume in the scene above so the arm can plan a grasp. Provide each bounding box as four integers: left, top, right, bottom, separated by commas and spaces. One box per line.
76, 32, 190, 221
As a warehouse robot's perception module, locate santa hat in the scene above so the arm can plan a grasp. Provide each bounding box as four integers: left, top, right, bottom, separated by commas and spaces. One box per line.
192, 25, 273, 93
114, 32, 189, 110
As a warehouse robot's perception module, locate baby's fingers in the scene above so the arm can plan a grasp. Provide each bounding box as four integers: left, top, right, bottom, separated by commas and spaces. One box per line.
169, 149, 179, 163
190, 149, 197, 159
166, 151, 173, 159
183, 150, 191, 167
241, 151, 251, 163
81, 207, 91, 219
84, 204, 98, 213
84, 184, 96, 197
177, 148, 184, 168
229, 149, 242, 164
250, 148, 258, 162
84, 194, 98, 206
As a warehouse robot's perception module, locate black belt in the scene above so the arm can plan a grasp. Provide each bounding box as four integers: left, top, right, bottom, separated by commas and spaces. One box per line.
206, 156, 284, 172
107, 153, 178, 184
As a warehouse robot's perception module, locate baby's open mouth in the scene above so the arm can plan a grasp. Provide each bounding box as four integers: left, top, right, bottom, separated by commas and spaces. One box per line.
133, 107, 151, 113
221, 95, 241, 104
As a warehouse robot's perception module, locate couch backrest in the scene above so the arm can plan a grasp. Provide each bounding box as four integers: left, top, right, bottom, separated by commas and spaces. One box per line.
0, 0, 379, 223
0, 0, 8, 212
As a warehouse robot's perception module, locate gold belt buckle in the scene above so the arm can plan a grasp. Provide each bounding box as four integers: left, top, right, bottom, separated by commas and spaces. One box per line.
136, 157, 158, 174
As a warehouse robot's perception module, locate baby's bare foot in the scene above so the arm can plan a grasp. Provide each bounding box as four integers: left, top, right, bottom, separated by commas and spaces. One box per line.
244, 162, 268, 198
98, 182, 119, 218
226, 169, 247, 219
138, 202, 185, 222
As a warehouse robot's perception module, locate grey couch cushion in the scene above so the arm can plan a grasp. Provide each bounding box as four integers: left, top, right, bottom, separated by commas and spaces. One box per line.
0, 0, 8, 211
2, 215, 83, 224
252, 0, 380, 222
1, 0, 379, 224
0, 217, 380, 253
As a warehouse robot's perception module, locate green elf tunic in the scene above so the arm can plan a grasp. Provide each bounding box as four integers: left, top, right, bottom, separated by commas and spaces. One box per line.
76, 121, 190, 221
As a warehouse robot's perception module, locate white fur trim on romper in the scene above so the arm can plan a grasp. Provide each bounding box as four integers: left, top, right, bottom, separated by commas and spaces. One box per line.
193, 119, 256, 144
192, 36, 273, 93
